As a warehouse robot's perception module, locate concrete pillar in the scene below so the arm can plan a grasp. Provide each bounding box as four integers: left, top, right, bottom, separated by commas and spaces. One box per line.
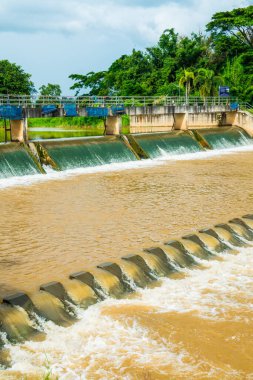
226, 111, 237, 126
174, 113, 188, 130
23, 117, 28, 142
233, 111, 253, 137
105, 116, 122, 135
10, 120, 25, 142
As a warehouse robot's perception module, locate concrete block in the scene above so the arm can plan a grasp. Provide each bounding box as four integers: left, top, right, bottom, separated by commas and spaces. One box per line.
199, 228, 224, 242
242, 214, 253, 220
215, 223, 245, 246
105, 116, 122, 135
97, 262, 134, 292
166, 240, 188, 255
199, 228, 231, 251
144, 247, 175, 271
40, 281, 73, 304
69, 271, 105, 299
122, 254, 153, 278
69, 271, 95, 289
215, 223, 235, 233
97, 262, 123, 281
229, 218, 253, 230
165, 240, 198, 268
10, 120, 24, 142
182, 234, 206, 249
182, 234, 216, 257
3, 292, 34, 311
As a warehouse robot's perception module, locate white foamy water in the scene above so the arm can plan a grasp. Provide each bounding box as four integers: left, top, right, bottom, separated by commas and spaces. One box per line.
3, 247, 253, 379
1, 144, 253, 190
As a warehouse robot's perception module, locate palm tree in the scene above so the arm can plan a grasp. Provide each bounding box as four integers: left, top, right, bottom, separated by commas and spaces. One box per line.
194, 68, 223, 102
179, 70, 195, 104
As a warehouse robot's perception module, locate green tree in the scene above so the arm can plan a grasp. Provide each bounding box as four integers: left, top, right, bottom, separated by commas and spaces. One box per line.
68, 5, 252, 103
0, 60, 34, 94
222, 57, 244, 96
69, 72, 107, 95
179, 70, 195, 103
39, 83, 62, 97
206, 6, 253, 48
176, 33, 210, 69
194, 68, 223, 100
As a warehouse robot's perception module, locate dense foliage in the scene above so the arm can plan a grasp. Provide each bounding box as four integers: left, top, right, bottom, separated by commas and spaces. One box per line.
39, 83, 62, 97
69, 6, 253, 103
0, 60, 34, 95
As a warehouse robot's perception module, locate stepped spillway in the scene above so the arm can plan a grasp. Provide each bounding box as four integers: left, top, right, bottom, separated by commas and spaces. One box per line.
0, 214, 252, 369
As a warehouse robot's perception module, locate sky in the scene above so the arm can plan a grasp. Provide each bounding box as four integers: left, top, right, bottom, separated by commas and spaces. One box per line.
0, 0, 251, 94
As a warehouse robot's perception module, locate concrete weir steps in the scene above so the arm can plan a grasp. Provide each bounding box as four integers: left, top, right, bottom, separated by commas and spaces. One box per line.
0, 213, 252, 346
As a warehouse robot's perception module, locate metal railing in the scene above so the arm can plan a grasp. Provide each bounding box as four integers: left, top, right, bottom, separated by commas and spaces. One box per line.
240, 103, 253, 113
0, 95, 243, 108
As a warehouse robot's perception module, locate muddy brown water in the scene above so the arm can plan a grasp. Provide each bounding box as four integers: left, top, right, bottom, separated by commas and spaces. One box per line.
0, 149, 253, 379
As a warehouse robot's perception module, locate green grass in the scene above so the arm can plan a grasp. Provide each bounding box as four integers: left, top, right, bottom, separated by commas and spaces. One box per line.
28, 116, 104, 128
0, 115, 130, 142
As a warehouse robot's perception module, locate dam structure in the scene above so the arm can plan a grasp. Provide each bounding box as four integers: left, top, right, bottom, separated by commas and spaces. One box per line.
1, 96, 253, 378
0, 96, 253, 179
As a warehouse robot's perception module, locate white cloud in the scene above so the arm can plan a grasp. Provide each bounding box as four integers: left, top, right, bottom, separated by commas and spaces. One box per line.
0, 0, 250, 92
0, 0, 250, 39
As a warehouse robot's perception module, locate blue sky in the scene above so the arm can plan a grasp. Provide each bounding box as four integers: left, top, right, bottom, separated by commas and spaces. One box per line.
0, 0, 250, 93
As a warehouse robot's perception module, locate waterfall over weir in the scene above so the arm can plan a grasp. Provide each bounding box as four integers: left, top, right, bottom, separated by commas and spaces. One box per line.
0, 127, 253, 180
197, 126, 252, 150
40, 136, 137, 171
0, 214, 253, 360
0, 144, 41, 179
134, 131, 203, 158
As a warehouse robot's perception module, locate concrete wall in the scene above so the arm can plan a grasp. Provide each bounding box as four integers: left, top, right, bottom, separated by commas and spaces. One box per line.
127, 107, 235, 133
126, 105, 230, 116
128, 110, 252, 133
129, 114, 174, 133
187, 112, 220, 129
232, 111, 253, 137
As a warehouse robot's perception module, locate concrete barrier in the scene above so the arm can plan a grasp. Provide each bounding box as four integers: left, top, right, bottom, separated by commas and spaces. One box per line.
0, 213, 252, 344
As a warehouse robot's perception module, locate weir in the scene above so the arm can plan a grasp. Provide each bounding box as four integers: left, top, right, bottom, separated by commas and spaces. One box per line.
133, 131, 203, 158
37, 136, 138, 171
0, 214, 251, 352
0, 143, 43, 179
1, 124, 252, 181
196, 126, 252, 150
0, 98, 251, 179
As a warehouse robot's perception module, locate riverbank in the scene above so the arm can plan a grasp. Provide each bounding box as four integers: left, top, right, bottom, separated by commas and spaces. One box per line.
0, 115, 130, 142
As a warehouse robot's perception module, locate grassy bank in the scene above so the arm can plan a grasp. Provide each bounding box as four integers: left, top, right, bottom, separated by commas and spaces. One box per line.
28, 116, 104, 128
0, 115, 130, 142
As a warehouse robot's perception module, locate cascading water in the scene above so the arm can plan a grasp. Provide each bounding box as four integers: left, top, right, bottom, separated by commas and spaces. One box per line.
1, 216, 253, 379
42, 137, 137, 171
198, 126, 253, 150
0, 144, 40, 179
134, 131, 203, 158
1, 128, 253, 181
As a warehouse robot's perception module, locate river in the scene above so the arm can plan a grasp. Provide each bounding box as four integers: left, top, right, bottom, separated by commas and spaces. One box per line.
0, 146, 253, 379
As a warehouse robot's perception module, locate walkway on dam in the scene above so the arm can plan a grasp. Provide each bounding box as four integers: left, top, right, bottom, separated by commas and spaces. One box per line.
0, 95, 250, 111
